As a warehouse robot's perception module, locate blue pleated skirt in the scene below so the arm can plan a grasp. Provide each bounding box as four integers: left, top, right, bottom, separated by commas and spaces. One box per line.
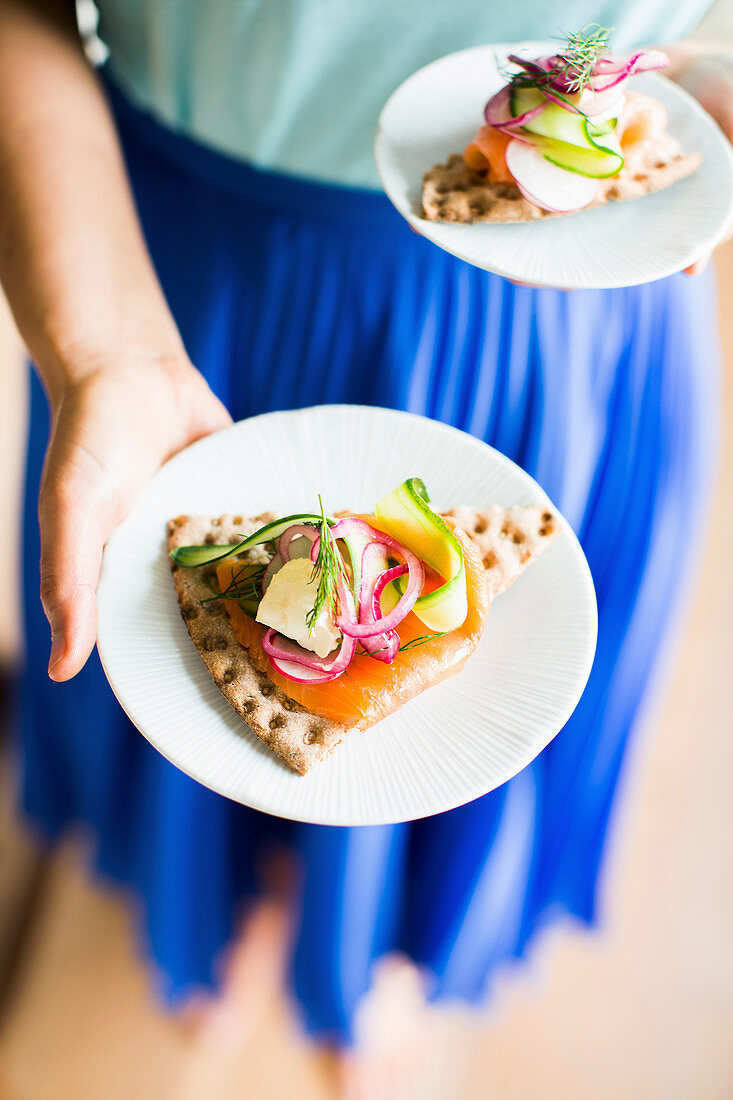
19, 76, 719, 1043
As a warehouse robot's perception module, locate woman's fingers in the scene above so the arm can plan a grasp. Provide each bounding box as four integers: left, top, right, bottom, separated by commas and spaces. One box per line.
685, 255, 711, 276
39, 526, 102, 681
38, 442, 112, 681
36, 360, 232, 681
189, 384, 233, 441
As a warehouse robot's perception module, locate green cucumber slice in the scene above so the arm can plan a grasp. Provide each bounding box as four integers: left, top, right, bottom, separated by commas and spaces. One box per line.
511, 85, 620, 162
170, 513, 324, 567
375, 478, 467, 633
510, 86, 546, 118
512, 86, 589, 149
540, 130, 623, 178
587, 117, 617, 138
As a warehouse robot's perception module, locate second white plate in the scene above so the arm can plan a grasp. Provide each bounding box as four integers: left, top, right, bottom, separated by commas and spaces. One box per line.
375, 42, 733, 289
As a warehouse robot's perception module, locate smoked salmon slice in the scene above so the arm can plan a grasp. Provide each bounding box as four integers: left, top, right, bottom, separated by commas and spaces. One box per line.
217, 519, 490, 728
616, 90, 667, 148
464, 124, 514, 182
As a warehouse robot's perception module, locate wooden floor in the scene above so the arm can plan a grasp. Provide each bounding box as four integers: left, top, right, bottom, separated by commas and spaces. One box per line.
0, 248, 731, 1099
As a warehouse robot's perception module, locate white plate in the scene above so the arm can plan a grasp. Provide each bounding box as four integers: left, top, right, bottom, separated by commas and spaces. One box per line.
96, 405, 597, 826
375, 42, 733, 289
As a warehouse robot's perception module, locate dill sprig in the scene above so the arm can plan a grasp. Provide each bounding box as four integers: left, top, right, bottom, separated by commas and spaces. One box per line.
399, 631, 448, 652
200, 560, 267, 607
500, 24, 613, 99
357, 631, 448, 657
306, 496, 347, 635
558, 24, 613, 93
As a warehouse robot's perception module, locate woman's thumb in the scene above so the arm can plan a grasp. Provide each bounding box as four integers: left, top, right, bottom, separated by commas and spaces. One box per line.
38, 464, 107, 681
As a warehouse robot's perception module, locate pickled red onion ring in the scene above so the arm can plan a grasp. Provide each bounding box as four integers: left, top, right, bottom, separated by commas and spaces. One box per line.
500, 50, 668, 112
357, 549, 407, 663
264, 516, 424, 681
278, 523, 319, 561
324, 518, 424, 639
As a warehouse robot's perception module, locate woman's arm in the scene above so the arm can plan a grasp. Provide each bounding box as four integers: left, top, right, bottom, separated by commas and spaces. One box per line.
0, 0, 230, 680
0, 0, 183, 391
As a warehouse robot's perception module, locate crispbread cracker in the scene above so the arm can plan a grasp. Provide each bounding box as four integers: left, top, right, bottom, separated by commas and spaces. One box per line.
423, 154, 550, 224
445, 504, 559, 598
168, 505, 560, 773
422, 136, 700, 224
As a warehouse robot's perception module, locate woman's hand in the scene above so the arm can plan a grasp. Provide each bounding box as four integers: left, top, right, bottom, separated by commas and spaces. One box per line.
39, 348, 231, 681
665, 42, 733, 274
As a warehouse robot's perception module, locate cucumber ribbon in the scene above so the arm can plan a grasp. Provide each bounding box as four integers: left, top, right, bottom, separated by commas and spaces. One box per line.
375, 478, 467, 633
169, 513, 325, 568
509, 86, 624, 178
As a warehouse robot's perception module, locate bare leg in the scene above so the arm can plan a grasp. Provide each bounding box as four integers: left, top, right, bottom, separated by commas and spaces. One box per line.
177, 852, 297, 1095
337, 956, 475, 1100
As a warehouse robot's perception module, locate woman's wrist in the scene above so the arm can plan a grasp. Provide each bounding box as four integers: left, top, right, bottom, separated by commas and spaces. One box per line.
33, 310, 193, 410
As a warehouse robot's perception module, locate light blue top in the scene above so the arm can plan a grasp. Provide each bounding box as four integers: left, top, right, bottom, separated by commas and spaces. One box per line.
96, 0, 713, 188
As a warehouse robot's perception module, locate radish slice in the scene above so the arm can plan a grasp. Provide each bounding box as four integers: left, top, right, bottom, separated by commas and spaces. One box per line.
263, 629, 356, 680
267, 654, 346, 684
504, 139, 598, 213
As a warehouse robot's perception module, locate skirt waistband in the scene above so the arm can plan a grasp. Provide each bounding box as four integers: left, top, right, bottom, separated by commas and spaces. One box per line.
103, 69, 401, 229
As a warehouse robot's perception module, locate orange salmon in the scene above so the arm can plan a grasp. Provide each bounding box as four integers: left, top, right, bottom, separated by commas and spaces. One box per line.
464, 124, 514, 182
217, 518, 490, 727
617, 90, 667, 148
